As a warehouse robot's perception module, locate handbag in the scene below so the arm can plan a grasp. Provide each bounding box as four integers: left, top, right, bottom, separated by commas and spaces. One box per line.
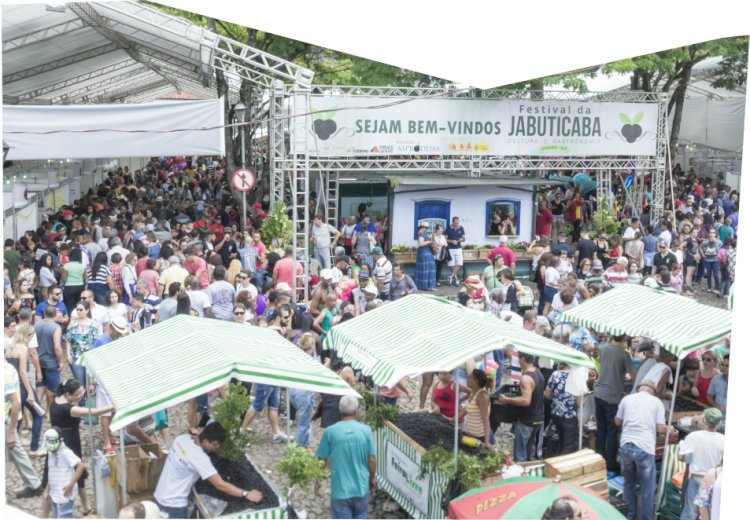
438, 245, 449, 262
516, 282, 534, 309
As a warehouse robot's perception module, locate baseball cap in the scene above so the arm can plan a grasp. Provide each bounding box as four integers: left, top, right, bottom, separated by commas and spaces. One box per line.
364, 285, 379, 296
371, 246, 384, 255
358, 270, 370, 280
276, 282, 292, 292
224, 226, 232, 233
110, 316, 128, 334
637, 339, 655, 352
644, 277, 659, 288
61, 209, 73, 217
338, 255, 350, 264
637, 379, 658, 393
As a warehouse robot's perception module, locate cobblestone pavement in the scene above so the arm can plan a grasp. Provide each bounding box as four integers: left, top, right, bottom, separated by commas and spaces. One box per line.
5, 282, 727, 518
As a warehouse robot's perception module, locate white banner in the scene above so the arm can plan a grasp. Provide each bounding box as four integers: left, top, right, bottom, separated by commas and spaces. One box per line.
306, 97, 659, 157
385, 441, 430, 516
3, 99, 225, 160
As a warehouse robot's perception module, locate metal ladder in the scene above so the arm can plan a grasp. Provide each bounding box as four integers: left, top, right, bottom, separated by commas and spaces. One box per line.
324, 171, 339, 267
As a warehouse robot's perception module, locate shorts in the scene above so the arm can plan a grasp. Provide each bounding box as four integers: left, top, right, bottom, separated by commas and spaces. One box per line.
447, 249, 464, 267
41, 367, 61, 392
251, 384, 281, 413
154, 409, 169, 432
95, 384, 114, 416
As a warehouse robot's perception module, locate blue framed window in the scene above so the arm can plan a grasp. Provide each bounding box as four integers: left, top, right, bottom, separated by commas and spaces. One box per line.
414, 199, 451, 239
486, 199, 521, 237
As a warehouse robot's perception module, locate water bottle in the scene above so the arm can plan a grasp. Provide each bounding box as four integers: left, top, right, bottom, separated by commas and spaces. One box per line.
31, 400, 46, 417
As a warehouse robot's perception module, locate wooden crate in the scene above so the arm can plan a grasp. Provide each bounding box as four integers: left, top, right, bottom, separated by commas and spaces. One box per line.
583, 479, 609, 497
544, 450, 606, 481
114, 446, 150, 494
139, 443, 167, 492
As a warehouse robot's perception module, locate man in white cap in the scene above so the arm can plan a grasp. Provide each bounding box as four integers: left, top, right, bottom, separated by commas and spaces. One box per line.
487, 236, 516, 272
614, 379, 667, 520
603, 257, 630, 287
310, 269, 335, 318
92, 316, 129, 454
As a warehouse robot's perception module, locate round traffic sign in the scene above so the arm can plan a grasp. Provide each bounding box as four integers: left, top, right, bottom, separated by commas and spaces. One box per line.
232, 168, 255, 192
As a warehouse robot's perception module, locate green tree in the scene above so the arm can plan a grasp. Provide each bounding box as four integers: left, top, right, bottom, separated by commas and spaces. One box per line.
599, 37, 748, 154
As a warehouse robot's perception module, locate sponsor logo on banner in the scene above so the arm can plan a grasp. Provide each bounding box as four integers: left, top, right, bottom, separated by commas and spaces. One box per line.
304, 98, 659, 157
385, 441, 430, 515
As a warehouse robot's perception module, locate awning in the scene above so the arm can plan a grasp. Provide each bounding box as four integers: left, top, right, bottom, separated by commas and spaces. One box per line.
324, 294, 593, 388
81, 314, 359, 431
558, 284, 732, 359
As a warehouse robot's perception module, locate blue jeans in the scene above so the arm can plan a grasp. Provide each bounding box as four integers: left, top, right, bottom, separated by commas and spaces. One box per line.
70, 361, 87, 406
18, 385, 43, 451
595, 397, 620, 473
156, 501, 188, 519
289, 388, 314, 447
252, 384, 281, 412
704, 260, 719, 290
51, 499, 75, 518
330, 495, 369, 520
252, 269, 267, 292
620, 442, 656, 520
512, 421, 541, 462
680, 476, 701, 520
492, 350, 505, 392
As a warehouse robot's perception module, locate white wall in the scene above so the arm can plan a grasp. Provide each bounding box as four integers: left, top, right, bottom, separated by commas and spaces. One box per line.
392, 185, 534, 247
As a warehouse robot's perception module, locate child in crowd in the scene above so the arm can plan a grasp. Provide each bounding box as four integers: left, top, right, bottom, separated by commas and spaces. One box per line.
43, 428, 85, 519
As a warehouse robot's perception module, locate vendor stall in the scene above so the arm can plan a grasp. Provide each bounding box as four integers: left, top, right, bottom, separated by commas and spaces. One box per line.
558, 284, 732, 518
324, 294, 595, 519
81, 315, 359, 519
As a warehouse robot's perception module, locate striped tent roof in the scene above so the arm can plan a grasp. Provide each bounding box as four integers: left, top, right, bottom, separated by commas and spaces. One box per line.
558, 284, 732, 359
81, 314, 359, 431
323, 294, 593, 388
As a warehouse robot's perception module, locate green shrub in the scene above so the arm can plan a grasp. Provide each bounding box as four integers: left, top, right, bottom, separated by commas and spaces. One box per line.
212, 383, 253, 462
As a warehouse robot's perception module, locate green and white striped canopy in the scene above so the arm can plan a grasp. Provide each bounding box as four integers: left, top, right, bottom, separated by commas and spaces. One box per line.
323, 294, 593, 388
81, 314, 359, 431
558, 284, 732, 359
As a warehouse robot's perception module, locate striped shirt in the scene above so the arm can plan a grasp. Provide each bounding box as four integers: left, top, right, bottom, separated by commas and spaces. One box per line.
47, 444, 81, 504
603, 266, 629, 287
464, 389, 489, 438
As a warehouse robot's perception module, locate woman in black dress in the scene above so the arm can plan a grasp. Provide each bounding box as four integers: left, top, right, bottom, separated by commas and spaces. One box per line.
48, 379, 115, 515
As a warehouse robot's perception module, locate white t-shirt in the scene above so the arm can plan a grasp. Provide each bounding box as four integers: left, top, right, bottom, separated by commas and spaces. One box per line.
623, 227, 636, 241
679, 430, 724, 475
498, 310, 524, 327
545, 266, 560, 287
47, 445, 82, 504
154, 434, 218, 508
188, 290, 211, 317
659, 230, 673, 246
616, 391, 666, 455
236, 284, 259, 302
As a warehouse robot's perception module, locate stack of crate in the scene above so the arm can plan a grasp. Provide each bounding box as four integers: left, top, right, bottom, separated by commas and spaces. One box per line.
544, 449, 609, 497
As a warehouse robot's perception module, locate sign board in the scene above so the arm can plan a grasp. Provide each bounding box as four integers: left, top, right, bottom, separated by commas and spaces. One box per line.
232, 168, 255, 192
306, 97, 659, 157
385, 441, 431, 516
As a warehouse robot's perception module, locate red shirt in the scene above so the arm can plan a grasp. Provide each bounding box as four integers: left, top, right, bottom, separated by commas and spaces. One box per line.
432, 382, 462, 421
273, 257, 303, 294
210, 224, 225, 242
184, 257, 209, 289
254, 241, 268, 270
487, 245, 516, 267
536, 208, 553, 237
567, 198, 582, 222
135, 256, 149, 277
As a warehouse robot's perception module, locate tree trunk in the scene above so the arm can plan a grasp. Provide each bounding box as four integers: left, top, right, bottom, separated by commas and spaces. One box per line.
668, 60, 694, 158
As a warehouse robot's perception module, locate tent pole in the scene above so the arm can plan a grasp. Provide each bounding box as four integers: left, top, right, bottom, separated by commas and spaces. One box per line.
578, 395, 584, 451
119, 429, 127, 507
655, 356, 682, 518
453, 380, 459, 471
285, 388, 291, 442
87, 393, 98, 512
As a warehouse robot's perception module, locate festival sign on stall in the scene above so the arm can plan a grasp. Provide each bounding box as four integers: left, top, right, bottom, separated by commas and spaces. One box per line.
305, 97, 659, 157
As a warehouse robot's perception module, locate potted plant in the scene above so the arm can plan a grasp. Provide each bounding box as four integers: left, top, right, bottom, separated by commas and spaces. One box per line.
462, 244, 480, 260
390, 244, 416, 262
260, 202, 293, 247
277, 443, 329, 518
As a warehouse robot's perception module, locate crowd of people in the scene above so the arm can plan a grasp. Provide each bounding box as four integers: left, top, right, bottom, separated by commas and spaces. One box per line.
3, 156, 735, 520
